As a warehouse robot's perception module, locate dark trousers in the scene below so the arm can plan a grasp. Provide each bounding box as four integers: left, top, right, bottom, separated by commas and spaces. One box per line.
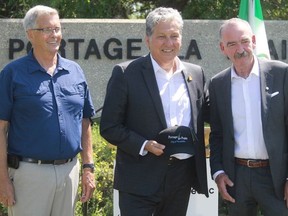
228, 164, 288, 216
119, 157, 194, 216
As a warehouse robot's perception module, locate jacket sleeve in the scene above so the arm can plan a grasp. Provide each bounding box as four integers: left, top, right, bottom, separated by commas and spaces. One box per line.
100, 64, 146, 158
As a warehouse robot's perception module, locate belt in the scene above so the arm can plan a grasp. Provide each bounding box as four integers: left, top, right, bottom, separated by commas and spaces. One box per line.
235, 158, 269, 168
21, 157, 73, 165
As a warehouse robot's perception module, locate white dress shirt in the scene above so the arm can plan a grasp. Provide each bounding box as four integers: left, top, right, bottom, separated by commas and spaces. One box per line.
231, 57, 268, 159
213, 57, 269, 180
140, 55, 192, 158
152, 57, 191, 128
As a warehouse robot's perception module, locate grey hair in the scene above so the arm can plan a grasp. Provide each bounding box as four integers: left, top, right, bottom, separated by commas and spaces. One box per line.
219, 18, 253, 39
146, 7, 183, 37
23, 5, 59, 31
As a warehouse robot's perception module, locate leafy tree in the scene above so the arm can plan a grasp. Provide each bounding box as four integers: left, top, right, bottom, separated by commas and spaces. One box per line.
120, 0, 288, 20
262, 0, 288, 20
0, 0, 131, 18
181, 0, 240, 19
1, 0, 288, 19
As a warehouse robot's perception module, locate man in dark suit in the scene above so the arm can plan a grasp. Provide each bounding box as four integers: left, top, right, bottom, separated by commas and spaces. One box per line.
209, 18, 288, 216
100, 7, 209, 216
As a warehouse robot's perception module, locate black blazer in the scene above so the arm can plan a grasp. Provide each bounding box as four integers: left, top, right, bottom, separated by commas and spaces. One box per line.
209, 58, 288, 199
100, 54, 209, 197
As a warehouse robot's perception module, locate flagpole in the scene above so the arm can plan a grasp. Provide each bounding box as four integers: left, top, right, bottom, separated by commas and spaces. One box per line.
248, 0, 254, 30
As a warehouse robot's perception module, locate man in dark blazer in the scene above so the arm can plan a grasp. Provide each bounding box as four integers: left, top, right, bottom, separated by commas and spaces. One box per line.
100, 7, 209, 216
209, 18, 288, 216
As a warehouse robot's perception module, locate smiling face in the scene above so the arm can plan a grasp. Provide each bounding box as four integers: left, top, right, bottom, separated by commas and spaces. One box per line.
27, 13, 62, 56
145, 20, 182, 69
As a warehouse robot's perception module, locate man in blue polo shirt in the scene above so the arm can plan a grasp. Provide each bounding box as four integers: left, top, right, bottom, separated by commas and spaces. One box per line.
0, 5, 95, 216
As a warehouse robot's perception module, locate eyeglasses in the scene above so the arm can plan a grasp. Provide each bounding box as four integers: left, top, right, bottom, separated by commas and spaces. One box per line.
30, 27, 61, 35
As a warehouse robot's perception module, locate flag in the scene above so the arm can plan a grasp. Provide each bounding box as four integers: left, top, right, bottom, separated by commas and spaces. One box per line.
238, 0, 270, 59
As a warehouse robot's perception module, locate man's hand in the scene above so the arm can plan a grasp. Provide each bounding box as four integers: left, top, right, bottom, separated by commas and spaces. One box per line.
0, 177, 15, 207
144, 140, 165, 156
215, 173, 235, 203
80, 170, 96, 203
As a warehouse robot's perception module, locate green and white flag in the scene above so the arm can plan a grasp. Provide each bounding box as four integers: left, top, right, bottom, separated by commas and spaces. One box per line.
239, 0, 270, 59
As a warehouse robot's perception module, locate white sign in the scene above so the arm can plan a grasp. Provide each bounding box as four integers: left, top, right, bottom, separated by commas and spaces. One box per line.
113, 159, 218, 216
187, 159, 218, 216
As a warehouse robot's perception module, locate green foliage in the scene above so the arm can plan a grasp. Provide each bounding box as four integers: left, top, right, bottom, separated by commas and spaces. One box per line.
182, 0, 240, 19
262, 0, 288, 20
0, 205, 7, 216
181, 0, 288, 20
0, 0, 131, 18
1, 0, 288, 19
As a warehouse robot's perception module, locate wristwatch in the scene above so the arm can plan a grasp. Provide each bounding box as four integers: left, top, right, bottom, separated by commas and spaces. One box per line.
83, 163, 95, 173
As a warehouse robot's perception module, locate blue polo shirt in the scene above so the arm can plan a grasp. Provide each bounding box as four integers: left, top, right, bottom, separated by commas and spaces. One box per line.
0, 51, 95, 160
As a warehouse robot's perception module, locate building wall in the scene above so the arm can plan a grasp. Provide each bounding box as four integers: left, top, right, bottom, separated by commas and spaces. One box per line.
1, 19, 288, 114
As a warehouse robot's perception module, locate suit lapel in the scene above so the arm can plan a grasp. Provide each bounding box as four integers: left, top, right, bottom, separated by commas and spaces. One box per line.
182, 68, 197, 130
222, 69, 234, 137
259, 59, 273, 131
141, 55, 167, 128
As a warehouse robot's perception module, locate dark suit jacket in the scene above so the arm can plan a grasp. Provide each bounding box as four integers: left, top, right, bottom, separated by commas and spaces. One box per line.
100, 54, 209, 197
209, 58, 288, 199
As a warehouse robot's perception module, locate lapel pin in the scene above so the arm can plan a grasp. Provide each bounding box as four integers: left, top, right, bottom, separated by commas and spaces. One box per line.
266, 87, 269, 91
187, 76, 193, 82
